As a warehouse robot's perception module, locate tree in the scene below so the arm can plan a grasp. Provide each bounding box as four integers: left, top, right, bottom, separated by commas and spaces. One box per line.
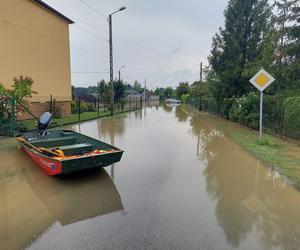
176, 82, 190, 98
154, 87, 166, 100
164, 87, 174, 99
0, 76, 37, 120
97, 80, 109, 104
190, 81, 209, 110
209, 0, 272, 98
113, 79, 126, 102
133, 80, 143, 93
273, 0, 300, 93
0, 76, 36, 106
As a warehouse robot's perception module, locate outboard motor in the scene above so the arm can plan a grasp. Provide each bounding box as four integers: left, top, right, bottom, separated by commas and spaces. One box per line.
38, 112, 52, 138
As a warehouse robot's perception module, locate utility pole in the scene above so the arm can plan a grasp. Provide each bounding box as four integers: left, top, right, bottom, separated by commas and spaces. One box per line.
200, 62, 203, 83
108, 14, 114, 116
108, 7, 126, 116
144, 78, 147, 105
118, 65, 125, 83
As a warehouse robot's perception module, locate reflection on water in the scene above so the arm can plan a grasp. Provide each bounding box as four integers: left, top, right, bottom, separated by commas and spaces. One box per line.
161, 103, 173, 113
0, 140, 122, 249
183, 105, 300, 249
26, 168, 123, 226
2, 104, 300, 249
175, 104, 190, 123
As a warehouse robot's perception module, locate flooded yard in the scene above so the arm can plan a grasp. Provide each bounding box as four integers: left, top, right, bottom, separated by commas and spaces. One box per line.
1, 104, 300, 250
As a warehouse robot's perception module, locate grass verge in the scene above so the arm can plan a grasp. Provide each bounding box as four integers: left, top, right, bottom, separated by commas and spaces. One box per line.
18, 109, 139, 131
230, 129, 300, 190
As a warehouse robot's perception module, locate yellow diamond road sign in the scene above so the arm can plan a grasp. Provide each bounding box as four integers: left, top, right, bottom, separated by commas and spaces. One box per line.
250, 68, 275, 91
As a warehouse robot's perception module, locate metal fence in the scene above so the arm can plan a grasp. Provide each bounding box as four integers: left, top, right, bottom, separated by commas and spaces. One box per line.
0, 96, 16, 136
186, 96, 290, 138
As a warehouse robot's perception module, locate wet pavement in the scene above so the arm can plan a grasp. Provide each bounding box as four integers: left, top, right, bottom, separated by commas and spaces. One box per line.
1, 104, 300, 250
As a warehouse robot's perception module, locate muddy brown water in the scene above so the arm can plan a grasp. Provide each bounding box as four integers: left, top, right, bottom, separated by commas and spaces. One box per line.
1, 104, 300, 250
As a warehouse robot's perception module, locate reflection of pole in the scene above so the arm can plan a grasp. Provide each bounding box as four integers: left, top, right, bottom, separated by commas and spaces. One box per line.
97, 119, 101, 140
144, 78, 147, 105
110, 130, 115, 180
97, 95, 100, 117
259, 91, 263, 139
144, 79, 147, 117
78, 123, 81, 133
197, 133, 200, 156
111, 164, 115, 180
254, 160, 259, 194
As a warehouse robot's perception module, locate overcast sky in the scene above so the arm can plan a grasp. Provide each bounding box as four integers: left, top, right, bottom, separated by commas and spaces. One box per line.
43, 0, 228, 89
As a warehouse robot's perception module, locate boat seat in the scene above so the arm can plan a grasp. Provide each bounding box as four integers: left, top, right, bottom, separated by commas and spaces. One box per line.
32, 137, 76, 148
50, 143, 93, 156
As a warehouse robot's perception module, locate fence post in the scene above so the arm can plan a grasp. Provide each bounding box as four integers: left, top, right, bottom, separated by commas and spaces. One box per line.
280, 103, 285, 138
129, 97, 131, 110
78, 97, 81, 123
97, 96, 100, 117
10, 97, 16, 136
49, 94, 53, 113
53, 98, 56, 116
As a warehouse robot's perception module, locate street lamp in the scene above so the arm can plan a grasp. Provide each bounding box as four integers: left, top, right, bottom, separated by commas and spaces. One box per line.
118, 65, 125, 82
108, 6, 126, 116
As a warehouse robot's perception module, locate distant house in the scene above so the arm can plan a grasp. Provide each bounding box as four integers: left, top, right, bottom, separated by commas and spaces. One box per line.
0, 0, 74, 119
75, 93, 97, 104
124, 88, 143, 99
149, 95, 159, 102
124, 88, 159, 102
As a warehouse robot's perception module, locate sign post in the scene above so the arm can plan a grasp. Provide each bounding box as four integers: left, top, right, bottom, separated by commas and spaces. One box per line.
249, 68, 275, 139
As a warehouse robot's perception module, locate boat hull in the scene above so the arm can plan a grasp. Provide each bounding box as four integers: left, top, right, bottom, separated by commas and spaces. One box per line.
18, 130, 124, 176
23, 146, 63, 175
60, 151, 123, 175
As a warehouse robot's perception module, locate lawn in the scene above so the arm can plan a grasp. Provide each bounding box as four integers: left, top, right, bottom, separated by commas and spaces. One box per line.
18, 109, 137, 131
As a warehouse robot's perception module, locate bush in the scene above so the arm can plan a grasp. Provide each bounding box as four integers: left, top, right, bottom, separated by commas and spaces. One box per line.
71, 100, 88, 114
283, 97, 300, 139
181, 94, 189, 104
86, 102, 96, 112
263, 95, 284, 134
229, 92, 259, 129
219, 98, 235, 118
71, 101, 77, 114
51, 98, 63, 118
201, 98, 219, 114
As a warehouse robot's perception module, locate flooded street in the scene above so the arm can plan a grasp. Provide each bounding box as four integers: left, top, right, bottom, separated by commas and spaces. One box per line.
1, 104, 300, 250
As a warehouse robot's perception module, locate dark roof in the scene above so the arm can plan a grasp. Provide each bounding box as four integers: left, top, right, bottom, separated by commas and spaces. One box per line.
76, 93, 97, 103
32, 0, 74, 24
125, 88, 141, 95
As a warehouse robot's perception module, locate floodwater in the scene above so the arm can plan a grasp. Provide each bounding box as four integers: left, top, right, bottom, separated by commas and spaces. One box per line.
1, 104, 300, 250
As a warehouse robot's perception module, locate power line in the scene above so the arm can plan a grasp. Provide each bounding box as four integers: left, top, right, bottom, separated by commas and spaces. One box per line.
73, 25, 108, 41
71, 3, 197, 67
71, 17, 108, 34
78, 0, 106, 18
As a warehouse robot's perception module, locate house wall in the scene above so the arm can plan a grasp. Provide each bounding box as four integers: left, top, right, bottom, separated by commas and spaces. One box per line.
0, 0, 72, 119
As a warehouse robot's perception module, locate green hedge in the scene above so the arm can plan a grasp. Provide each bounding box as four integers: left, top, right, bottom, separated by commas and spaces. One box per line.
229, 92, 260, 129
191, 93, 284, 134
181, 94, 190, 104
283, 97, 300, 139
201, 98, 219, 114
71, 100, 88, 114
